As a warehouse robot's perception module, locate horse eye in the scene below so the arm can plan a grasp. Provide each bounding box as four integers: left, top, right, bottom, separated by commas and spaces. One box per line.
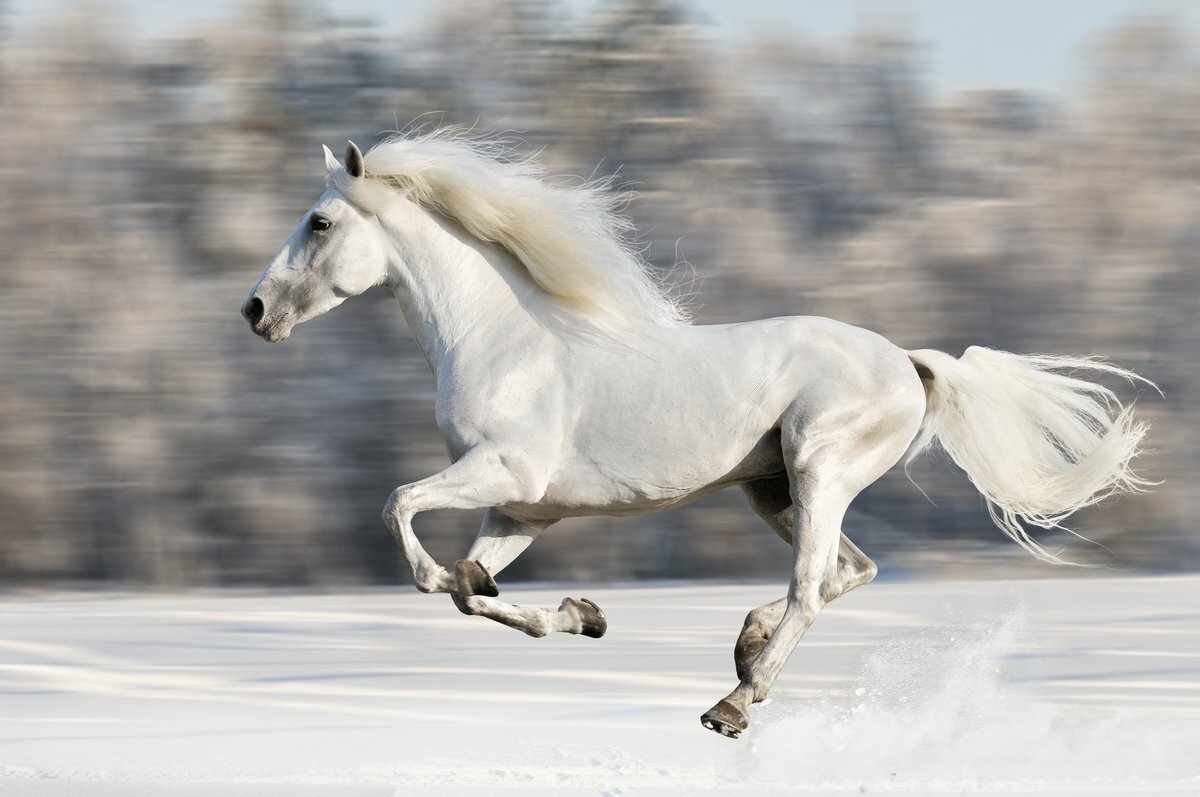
310, 214, 331, 232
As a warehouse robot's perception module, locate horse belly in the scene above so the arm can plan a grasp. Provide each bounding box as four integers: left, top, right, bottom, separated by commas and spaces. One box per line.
508, 422, 786, 520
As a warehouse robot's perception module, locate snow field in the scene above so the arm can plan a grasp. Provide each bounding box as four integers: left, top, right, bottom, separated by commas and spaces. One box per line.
0, 575, 1197, 795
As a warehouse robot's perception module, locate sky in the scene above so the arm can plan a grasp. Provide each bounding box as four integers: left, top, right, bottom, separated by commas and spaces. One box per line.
9, 0, 1196, 94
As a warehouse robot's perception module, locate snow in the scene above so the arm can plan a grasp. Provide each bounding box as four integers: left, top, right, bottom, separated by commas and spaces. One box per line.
0, 575, 1198, 795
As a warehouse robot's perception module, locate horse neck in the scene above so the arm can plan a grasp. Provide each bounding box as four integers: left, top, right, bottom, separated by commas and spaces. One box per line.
380, 203, 550, 377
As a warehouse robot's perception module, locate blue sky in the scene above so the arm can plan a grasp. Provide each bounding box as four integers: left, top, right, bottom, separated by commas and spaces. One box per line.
11, 0, 1194, 93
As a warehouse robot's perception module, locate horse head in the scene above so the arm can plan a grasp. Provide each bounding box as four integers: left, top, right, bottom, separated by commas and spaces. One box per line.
241, 141, 389, 342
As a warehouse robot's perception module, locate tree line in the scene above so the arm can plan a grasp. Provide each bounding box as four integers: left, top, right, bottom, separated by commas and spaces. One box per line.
0, 0, 1193, 585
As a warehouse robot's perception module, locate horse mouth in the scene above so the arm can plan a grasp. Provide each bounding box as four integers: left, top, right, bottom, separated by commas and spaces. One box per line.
251, 314, 292, 342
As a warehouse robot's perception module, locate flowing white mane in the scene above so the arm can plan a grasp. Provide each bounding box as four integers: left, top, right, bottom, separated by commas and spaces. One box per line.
329, 130, 689, 328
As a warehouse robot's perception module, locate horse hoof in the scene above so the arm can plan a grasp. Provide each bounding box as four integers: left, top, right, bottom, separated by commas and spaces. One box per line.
562, 597, 607, 638
454, 559, 499, 597
701, 699, 748, 739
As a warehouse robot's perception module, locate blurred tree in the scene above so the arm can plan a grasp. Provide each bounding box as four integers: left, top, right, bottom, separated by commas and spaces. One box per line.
0, 3, 1192, 585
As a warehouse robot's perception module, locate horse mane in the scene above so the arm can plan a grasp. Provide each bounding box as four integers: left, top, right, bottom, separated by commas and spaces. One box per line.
329, 128, 689, 328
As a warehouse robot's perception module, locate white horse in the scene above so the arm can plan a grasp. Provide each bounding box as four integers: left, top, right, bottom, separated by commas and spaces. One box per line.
242, 132, 1151, 738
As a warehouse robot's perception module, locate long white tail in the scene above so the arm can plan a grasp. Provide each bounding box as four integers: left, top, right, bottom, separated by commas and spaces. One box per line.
906, 346, 1155, 564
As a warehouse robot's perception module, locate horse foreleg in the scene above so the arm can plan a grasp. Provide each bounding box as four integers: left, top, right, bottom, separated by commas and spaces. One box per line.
449, 508, 608, 638
452, 594, 607, 638
381, 449, 547, 594
460, 507, 551, 585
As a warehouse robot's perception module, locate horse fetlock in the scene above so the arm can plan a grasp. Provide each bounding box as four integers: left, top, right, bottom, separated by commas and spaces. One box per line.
734, 629, 769, 682
413, 564, 451, 593
451, 593, 482, 615
738, 669, 776, 704
523, 621, 551, 639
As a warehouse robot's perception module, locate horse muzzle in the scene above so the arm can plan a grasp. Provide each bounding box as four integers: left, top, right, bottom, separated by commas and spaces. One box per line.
241, 296, 291, 342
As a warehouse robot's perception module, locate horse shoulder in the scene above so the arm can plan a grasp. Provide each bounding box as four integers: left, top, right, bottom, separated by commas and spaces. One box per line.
432, 340, 572, 457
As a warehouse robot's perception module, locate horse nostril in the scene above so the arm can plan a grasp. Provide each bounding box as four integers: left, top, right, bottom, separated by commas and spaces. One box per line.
242, 296, 265, 325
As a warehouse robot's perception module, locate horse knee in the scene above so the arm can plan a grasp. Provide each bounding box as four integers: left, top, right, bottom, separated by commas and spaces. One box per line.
381, 486, 414, 526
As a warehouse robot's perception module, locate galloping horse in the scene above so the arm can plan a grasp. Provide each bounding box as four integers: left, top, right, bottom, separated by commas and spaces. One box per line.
242, 132, 1151, 738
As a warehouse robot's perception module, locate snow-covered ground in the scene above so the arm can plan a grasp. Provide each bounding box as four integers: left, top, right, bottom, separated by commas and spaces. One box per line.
1, 575, 1197, 796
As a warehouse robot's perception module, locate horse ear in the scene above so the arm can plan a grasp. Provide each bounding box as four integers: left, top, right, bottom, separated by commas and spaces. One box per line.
322, 144, 340, 173
345, 140, 365, 178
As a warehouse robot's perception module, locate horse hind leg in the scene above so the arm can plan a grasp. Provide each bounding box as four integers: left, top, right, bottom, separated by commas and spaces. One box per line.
733, 477, 878, 681
743, 475, 879, 594
450, 508, 608, 639
832, 532, 878, 599
703, 471, 853, 739
734, 597, 786, 683
705, 387, 921, 739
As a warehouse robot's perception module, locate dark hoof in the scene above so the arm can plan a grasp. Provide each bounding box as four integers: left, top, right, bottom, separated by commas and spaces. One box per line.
701, 699, 748, 739
454, 559, 499, 597
562, 597, 607, 638
734, 634, 768, 682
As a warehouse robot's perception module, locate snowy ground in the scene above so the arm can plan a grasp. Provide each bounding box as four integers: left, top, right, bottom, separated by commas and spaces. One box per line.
0, 575, 1197, 796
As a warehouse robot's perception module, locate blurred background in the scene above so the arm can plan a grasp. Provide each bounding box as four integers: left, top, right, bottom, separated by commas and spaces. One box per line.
0, 0, 1195, 587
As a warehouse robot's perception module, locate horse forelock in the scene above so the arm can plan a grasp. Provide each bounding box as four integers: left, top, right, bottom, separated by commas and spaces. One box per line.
329, 129, 690, 329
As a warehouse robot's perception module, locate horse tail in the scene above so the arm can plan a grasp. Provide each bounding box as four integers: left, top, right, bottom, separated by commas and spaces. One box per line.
905, 346, 1155, 564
